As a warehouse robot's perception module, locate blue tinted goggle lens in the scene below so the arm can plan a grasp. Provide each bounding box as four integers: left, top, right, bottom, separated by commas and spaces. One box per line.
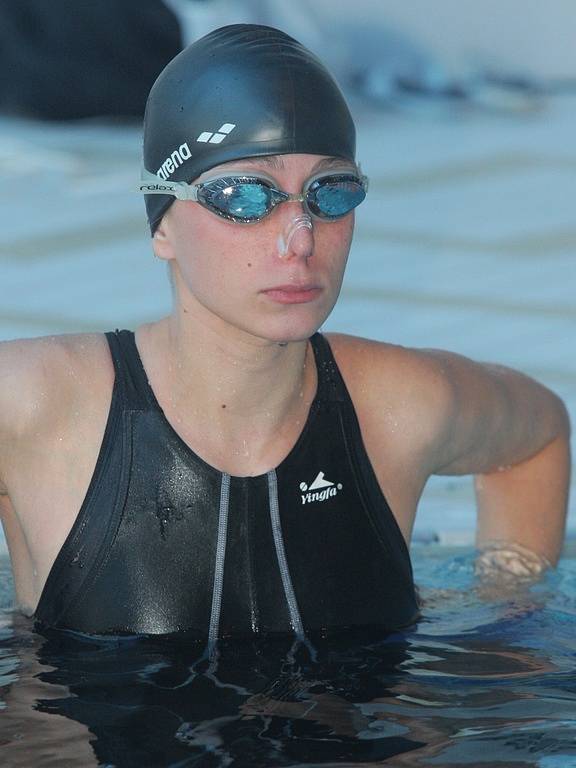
214, 180, 272, 218
196, 174, 366, 223
307, 177, 367, 219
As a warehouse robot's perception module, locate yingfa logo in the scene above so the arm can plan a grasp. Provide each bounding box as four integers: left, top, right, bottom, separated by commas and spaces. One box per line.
156, 142, 192, 180
299, 472, 343, 505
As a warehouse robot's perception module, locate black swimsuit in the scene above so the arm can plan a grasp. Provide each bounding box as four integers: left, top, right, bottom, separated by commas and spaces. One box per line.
34, 332, 419, 637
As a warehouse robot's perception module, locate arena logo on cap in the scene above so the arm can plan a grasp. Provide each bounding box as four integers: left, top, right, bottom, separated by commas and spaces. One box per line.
156, 142, 192, 180
196, 123, 236, 144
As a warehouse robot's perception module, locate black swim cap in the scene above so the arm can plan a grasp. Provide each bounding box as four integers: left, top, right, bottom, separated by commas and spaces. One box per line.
143, 24, 356, 234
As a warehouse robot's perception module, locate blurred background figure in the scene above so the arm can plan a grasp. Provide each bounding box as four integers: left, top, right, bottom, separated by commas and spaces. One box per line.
2, 0, 574, 121
165, 0, 576, 113
0, 0, 182, 120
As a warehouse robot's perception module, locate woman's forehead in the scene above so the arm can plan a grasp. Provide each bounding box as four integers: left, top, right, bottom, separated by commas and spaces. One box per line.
199, 154, 358, 178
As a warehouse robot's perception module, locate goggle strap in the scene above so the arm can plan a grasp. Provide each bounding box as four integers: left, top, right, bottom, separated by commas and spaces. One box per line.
138, 169, 198, 201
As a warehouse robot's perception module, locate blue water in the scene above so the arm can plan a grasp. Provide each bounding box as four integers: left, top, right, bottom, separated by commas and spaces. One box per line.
1, 545, 575, 767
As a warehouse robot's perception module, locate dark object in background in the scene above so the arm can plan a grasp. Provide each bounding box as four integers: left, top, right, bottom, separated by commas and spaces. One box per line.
0, 0, 182, 120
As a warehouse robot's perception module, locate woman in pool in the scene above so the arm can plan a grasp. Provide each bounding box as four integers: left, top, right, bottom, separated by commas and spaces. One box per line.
0, 25, 570, 640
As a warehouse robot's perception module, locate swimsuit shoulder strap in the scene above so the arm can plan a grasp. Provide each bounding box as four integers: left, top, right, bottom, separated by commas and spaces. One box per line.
107, 330, 347, 410
309, 332, 347, 403
104, 330, 154, 411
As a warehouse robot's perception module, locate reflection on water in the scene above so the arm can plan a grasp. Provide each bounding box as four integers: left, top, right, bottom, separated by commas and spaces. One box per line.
1, 549, 576, 767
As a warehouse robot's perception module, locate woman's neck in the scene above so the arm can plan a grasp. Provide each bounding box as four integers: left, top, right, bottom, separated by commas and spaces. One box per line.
135, 314, 318, 475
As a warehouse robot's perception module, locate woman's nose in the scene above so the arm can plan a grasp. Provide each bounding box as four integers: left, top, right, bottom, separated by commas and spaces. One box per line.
276, 211, 314, 260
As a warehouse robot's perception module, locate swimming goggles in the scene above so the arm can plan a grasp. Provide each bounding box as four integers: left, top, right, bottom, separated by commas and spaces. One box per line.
139, 168, 368, 223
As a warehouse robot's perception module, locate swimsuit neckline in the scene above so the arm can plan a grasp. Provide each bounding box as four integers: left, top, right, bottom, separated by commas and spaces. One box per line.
126, 332, 325, 482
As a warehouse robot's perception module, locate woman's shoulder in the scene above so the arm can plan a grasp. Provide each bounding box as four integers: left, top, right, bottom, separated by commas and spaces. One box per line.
322, 332, 459, 458
322, 331, 455, 390
0, 332, 114, 437
0, 331, 113, 385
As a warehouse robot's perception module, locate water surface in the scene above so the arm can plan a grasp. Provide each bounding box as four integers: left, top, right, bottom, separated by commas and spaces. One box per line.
1, 545, 576, 767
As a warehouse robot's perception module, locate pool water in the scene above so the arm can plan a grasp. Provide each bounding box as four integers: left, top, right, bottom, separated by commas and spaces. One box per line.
1, 545, 575, 767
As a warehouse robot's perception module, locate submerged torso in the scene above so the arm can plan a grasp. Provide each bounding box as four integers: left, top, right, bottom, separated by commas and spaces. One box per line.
32, 331, 419, 637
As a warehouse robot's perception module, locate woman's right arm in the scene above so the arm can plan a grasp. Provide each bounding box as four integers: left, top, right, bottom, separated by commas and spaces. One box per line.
0, 341, 14, 497
0, 340, 23, 499
0, 338, 51, 500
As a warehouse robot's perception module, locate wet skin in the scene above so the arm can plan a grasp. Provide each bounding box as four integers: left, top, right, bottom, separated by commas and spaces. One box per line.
0, 154, 570, 617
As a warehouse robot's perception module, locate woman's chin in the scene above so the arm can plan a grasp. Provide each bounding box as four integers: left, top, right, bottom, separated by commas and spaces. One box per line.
255, 313, 329, 345
252, 297, 335, 344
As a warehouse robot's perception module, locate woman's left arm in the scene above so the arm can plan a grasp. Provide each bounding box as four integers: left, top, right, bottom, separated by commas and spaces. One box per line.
330, 336, 571, 571
426, 353, 571, 567
474, 433, 570, 568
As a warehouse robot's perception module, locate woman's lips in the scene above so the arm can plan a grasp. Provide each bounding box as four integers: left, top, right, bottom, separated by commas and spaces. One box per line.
262, 284, 322, 304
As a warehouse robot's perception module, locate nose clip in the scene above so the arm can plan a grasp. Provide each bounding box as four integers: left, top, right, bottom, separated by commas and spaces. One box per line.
277, 214, 313, 259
